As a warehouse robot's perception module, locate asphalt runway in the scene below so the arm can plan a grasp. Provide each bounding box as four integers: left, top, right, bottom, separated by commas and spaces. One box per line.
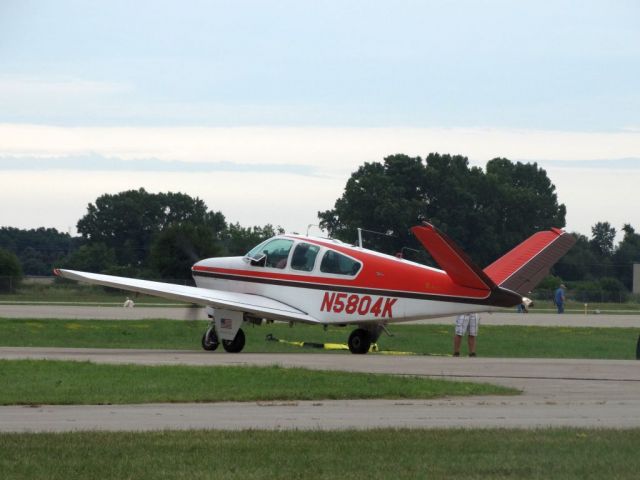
2, 304, 640, 327
1, 348, 639, 432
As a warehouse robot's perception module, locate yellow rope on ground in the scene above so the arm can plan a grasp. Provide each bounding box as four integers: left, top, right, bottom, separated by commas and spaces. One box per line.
264, 333, 450, 356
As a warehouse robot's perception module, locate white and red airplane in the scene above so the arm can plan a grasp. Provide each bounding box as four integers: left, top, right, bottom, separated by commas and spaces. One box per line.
55, 222, 575, 354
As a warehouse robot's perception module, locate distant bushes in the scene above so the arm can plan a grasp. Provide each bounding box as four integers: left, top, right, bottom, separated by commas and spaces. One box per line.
0, 247, 23, 292
571, 278, 630, 303
533, 276, 630, 303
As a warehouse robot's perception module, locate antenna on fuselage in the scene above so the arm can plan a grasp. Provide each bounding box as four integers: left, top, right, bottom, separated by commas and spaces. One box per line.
356, 228, 397, 250
307, 224, 322, 236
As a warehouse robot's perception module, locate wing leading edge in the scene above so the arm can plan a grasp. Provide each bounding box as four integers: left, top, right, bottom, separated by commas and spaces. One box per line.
54, 269, 320, 324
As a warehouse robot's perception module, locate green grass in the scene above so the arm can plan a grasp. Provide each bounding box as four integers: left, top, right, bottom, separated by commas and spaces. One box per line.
0, 360, 515, 405
0, 319, 638, 359
2, 429, 640, 479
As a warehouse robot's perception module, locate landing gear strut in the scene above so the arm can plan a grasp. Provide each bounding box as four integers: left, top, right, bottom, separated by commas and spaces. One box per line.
347, 325, 385, 354
201, 323, 246, 353
222, 328, 246, 353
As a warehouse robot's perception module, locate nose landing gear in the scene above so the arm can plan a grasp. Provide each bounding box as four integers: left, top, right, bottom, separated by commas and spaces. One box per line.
201, 326, 219, 351
201, 323, 246, 353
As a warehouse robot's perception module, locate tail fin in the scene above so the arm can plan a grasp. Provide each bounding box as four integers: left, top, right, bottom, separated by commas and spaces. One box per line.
483, 228, 576, 295
410, 222, 574, 307
411, 223, 497, 291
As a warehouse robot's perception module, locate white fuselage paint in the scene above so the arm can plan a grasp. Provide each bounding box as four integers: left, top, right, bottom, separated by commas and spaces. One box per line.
193, 257, 500, 325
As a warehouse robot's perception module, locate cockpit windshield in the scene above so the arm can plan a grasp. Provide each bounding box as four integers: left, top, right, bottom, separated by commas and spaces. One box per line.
245, 239, 270, 261
245, 238, 293, 269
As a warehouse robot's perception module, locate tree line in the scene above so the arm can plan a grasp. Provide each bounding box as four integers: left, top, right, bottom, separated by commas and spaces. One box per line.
319, 153, 639, 301
1, 154, 639, 299
0, 188, 282, 287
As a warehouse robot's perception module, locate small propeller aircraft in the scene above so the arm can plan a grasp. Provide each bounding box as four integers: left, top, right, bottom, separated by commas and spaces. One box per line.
55, 222, 575, 354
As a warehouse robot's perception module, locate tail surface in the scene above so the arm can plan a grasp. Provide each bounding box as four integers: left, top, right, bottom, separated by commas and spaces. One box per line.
411, 223, 521, 307
411, 223, 497, 291
410, 222, 575, 307
483, 228, 576, 295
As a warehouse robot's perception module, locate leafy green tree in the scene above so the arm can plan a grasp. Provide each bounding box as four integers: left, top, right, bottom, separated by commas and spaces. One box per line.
590, 221, 616, 257
483, 159, 566, 263
0, 247, 22, 292
319, 153, 567, 266
149, 224, 222, 279
421, 154, 492, 263
76, 188, 225, 269
60, 243, 117, 273
0, 227, 77, 275
319, 154, 426, 254
612, 224, 640, 289
554, 234, 600, 281
221, 223, 284, 256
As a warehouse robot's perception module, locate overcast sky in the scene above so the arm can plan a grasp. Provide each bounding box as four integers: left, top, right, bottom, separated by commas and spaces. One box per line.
1, 1, 638, 242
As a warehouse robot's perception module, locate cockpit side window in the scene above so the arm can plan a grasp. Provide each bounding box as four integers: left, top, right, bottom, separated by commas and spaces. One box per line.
291, 242, 320, 272
320, 250, 361, 276
252, 238, 294, 269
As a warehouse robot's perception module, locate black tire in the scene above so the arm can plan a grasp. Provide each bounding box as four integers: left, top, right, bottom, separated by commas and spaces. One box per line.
348, 328, 371, 354
222, 328, 246, 353
201, 327, 219, 351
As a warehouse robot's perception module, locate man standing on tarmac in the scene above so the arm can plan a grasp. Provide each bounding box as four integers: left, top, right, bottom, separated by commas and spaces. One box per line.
554, 284, 566, 314
453, 312, 479, 357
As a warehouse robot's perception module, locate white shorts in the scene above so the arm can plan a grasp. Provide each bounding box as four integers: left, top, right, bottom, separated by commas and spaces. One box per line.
455, 313, 479, 337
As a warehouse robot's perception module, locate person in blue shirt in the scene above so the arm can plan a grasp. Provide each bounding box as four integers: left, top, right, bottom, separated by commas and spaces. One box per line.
554, 284, 566, 314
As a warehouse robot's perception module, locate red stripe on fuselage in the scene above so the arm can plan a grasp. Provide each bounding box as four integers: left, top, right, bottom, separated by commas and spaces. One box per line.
193, 235, 490, 299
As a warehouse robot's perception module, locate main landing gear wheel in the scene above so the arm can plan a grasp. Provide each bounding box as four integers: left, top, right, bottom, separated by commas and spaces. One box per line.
348, 328, 372, 354
201, 326, 219, 352
222, 328, 246, 353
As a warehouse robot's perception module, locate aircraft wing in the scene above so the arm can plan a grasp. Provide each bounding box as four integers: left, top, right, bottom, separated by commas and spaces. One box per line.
54, 269, 320, 324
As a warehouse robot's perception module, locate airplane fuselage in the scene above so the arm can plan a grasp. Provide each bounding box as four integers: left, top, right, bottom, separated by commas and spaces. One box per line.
192, 234, 505, 325
56, 223, 574, 353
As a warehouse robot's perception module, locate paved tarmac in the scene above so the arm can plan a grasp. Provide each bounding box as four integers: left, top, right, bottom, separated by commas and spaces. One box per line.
1, 348, 639, 432
2, 304, 640, 327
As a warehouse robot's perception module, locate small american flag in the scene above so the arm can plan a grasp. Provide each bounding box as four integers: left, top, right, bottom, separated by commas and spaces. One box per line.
220, 318, 233, 329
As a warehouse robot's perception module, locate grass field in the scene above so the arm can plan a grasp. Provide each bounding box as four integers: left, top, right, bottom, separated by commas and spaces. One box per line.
1, 318, 638, 359
0, 360, 515, 405
2, 428, 639, 479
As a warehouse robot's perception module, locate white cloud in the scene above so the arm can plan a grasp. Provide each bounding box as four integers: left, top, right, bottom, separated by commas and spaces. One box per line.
2, 124, 640, 175
0, 170, 343, 236
547, 166, 639, 239
1, 123, 638, 239
0, 75, 131, 97
0, 76, 132, 121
